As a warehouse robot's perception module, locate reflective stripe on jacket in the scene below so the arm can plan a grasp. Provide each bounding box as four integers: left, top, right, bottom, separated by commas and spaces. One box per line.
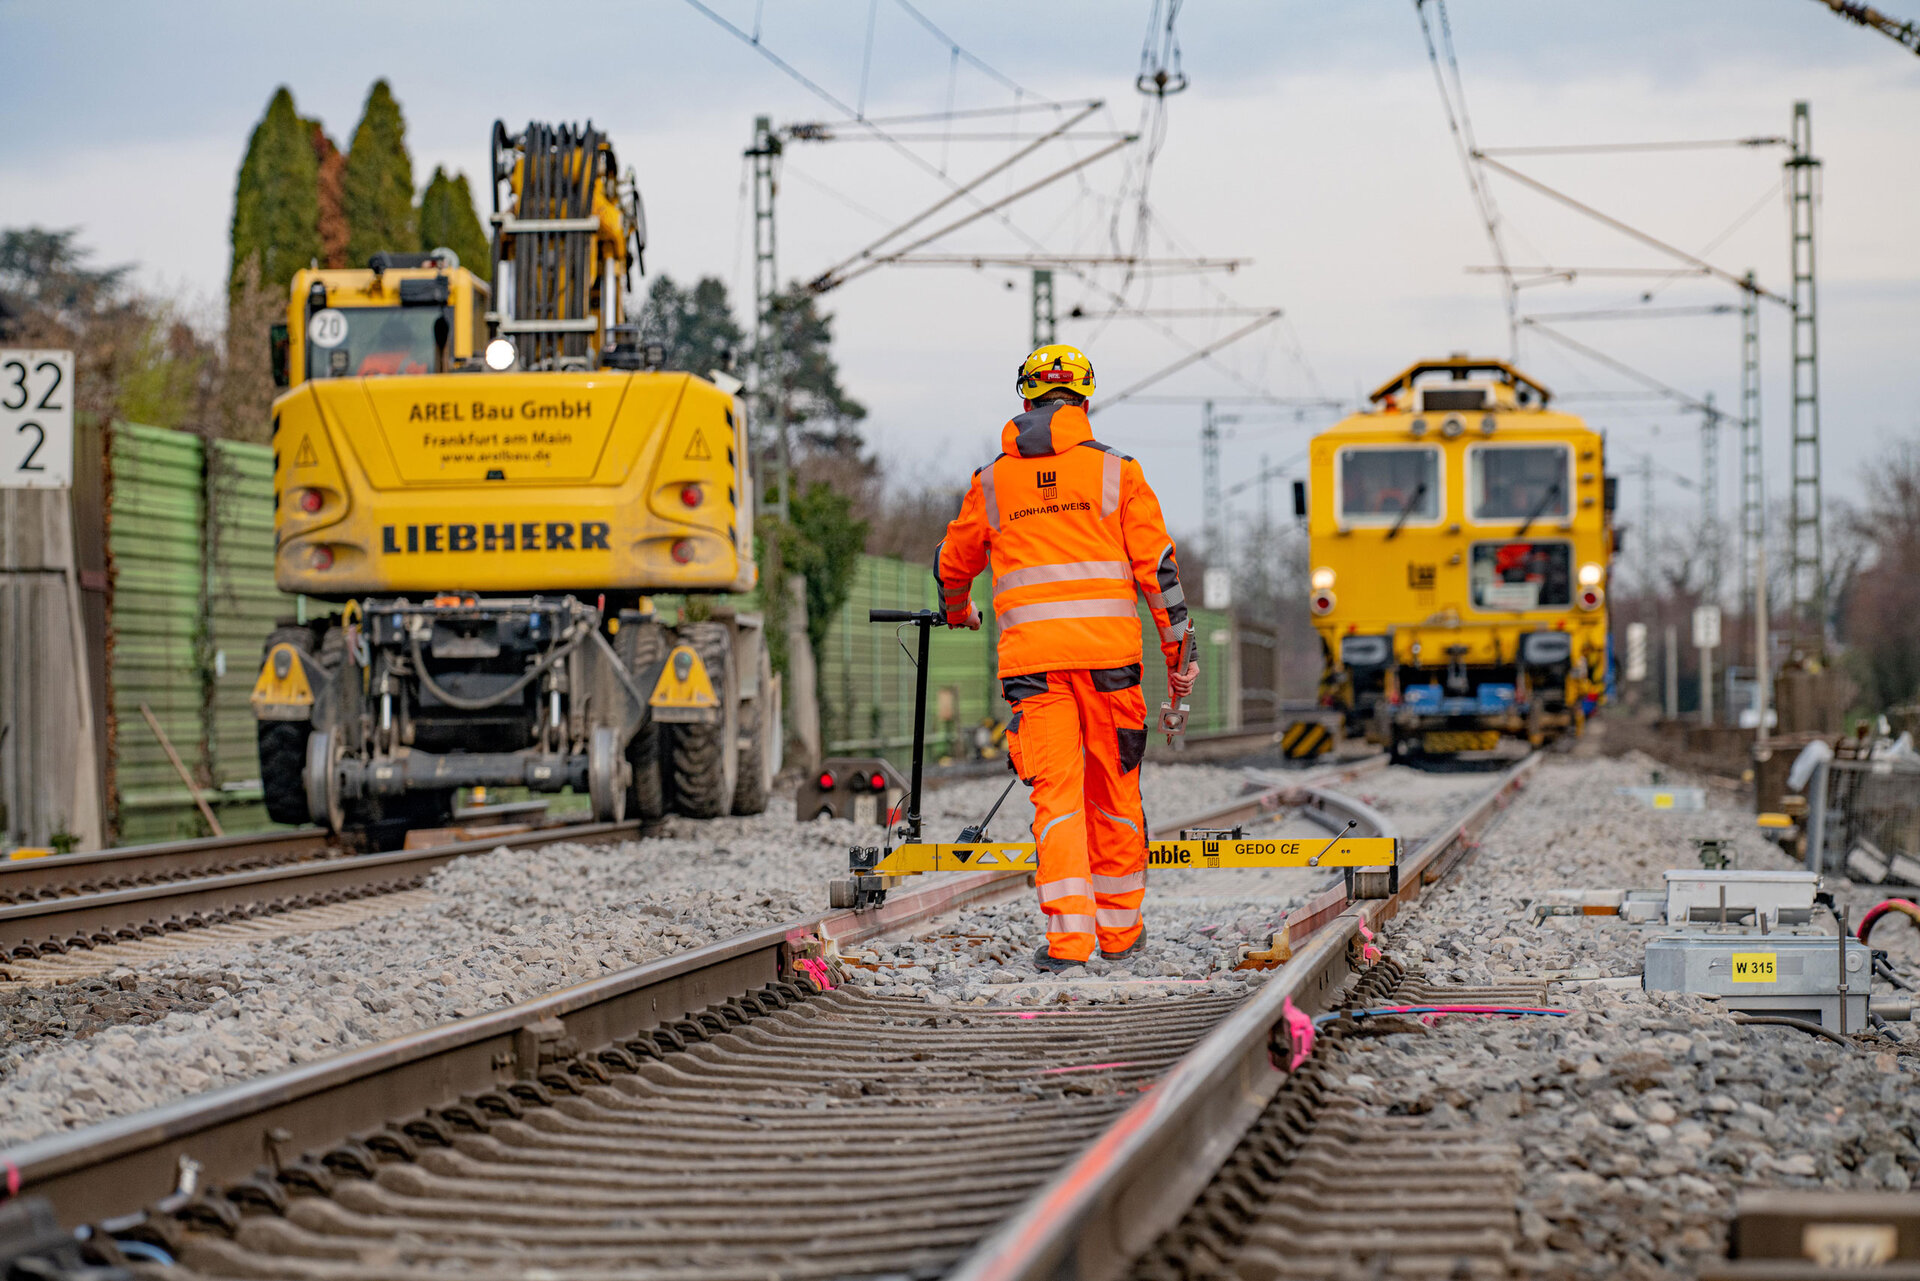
936, 400, 1189, 678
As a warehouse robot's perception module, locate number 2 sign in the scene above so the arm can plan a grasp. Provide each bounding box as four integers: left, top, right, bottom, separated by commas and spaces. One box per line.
1, 349, 74, 489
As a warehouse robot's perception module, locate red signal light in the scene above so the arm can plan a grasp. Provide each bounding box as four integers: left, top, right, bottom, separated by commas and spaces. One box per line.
671, 539, 695, 564
297, 488, 323, 513
816, 771, 836, 791
869, 771, 886, 792
680, 484, 703, 508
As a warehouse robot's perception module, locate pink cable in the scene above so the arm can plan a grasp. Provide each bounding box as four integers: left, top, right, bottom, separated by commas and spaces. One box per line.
1282, 997, 1315, 1071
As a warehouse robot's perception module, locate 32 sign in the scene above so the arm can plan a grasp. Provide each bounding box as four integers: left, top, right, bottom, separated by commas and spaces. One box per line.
1, 350, 74, 489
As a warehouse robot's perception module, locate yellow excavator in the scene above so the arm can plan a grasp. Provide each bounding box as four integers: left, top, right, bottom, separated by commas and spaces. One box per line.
250, 120, 773, 847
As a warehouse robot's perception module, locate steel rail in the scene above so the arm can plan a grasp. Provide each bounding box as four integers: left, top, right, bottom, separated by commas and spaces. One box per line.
1150, 755, 1387, 835
0, 820, 639, 958
3, 867, 1023, 1227
948, 750, 1542, 1281
0, 828, 329, 903
1, 761, 1381, 1230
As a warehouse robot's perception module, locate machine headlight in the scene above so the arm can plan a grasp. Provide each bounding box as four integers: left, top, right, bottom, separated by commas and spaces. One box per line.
484, 338, 518, 371
1578, 562, 1604, 586
1311, 567, 1336, 590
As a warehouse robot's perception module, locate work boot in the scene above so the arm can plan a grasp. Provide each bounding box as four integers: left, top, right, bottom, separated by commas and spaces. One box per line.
1100, 927, 1146, 962
1032, 943, 1086, 973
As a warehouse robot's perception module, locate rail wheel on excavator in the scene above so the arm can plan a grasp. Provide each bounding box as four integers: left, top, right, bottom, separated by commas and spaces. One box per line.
248, 120, 773, 848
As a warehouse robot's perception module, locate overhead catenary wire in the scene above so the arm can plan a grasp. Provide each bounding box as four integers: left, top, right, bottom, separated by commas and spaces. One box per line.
1521, 305, 1737, 322
1638, 177, 1785, 302
687, 0, 1297, 404
1473, 152, 1790, 305
884, 254, 1243, 272
1091, 310, 1285, 414
828, 100, 1105, 127
1416, 0, 1518, 353
891, 0, 1043, 100
1523, 320, 1722, 418
1479, 137, 1789, 156
816, 135, 1138, 292
806, 103, 1106, 289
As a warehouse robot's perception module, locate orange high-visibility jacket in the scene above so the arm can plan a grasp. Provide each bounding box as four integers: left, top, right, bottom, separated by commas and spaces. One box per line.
936, 401, 1189, 679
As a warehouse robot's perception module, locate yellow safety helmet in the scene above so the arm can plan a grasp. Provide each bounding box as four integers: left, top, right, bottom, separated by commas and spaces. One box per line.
1015, 343, 1096, 403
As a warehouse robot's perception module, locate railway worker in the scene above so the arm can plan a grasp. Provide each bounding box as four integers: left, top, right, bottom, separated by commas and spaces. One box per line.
934, 344, 1198, 972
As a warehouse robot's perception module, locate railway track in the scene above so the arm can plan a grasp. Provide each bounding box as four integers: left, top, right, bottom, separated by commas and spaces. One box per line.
0, 751, 1536, 1280
0, 819, 639, 964
0, 758, 1386, 968
952, 751, 1540, 1281
0, 829, 330, 906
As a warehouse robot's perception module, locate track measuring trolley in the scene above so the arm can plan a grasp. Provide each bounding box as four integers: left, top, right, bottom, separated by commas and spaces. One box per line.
828, 610, 1400, 911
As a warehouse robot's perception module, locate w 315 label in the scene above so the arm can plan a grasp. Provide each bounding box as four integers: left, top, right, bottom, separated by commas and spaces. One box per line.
1730, 952, 1777, 982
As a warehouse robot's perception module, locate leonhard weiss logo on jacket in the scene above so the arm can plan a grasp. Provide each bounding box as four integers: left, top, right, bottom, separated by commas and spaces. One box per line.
1037, 470, 1057, 500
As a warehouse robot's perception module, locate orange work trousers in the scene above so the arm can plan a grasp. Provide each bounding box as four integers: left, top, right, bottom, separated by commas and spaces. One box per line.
1004, 667, 1150, 961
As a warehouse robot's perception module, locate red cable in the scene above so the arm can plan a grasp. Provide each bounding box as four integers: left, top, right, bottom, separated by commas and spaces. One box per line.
1858, 899, 1920, 945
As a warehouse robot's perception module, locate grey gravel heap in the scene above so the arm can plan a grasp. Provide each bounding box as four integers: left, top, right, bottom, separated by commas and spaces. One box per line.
1367, 746, 1920, 1277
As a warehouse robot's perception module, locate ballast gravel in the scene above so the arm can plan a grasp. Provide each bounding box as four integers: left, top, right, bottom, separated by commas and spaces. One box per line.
1356, 744, 1920, 1278
840, 762, 1503, 1008
0, 763, 1250, 1148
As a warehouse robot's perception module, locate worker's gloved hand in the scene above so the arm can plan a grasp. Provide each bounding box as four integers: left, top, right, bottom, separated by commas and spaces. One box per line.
949, 603, 983, 631
1169, 661, 1199, 699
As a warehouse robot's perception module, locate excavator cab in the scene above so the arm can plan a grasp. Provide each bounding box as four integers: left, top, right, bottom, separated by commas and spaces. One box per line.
270, 253, 490, 389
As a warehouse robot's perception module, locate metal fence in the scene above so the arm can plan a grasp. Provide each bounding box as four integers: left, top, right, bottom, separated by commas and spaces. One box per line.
1811, 754, 1920, 882
109, 424, 299, 843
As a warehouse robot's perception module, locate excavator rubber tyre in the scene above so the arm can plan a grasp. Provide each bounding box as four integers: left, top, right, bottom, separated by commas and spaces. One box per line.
257, 625, 317, 825
668, 621, 739, 819
730, 625, 773, 816
621, 615, 670, 821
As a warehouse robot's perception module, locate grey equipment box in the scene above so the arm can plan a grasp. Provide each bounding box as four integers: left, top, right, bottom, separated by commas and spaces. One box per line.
1644, 933, 1870, 1030
1664, 869, 1818, 930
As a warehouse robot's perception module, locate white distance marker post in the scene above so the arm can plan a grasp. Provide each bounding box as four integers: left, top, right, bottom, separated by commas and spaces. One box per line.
1693, 604, 1721, 727
0, 350, 75, 489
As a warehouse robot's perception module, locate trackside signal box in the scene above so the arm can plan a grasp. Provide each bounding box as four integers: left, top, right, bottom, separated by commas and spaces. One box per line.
797, 757, 907, 826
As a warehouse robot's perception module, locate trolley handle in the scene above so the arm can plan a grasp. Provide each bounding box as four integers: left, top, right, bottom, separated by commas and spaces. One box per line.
866, 607, 943, 843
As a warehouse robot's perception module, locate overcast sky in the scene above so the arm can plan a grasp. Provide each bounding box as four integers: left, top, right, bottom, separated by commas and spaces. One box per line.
4, 1, 1916, 562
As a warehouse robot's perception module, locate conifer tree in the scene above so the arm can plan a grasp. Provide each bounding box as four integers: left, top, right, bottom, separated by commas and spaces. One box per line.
229, 87, 320, 298
341, 79, 415, 268
418, 167, 491, 282
310, 123, 349, 269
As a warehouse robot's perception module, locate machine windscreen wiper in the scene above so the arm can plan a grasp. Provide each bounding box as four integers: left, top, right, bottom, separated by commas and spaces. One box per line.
1513, 480, 1563, 539
1384, 481, 1428, 541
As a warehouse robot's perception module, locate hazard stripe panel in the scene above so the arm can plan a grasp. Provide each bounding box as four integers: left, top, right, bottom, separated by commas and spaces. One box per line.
866, 836, 1396, 877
